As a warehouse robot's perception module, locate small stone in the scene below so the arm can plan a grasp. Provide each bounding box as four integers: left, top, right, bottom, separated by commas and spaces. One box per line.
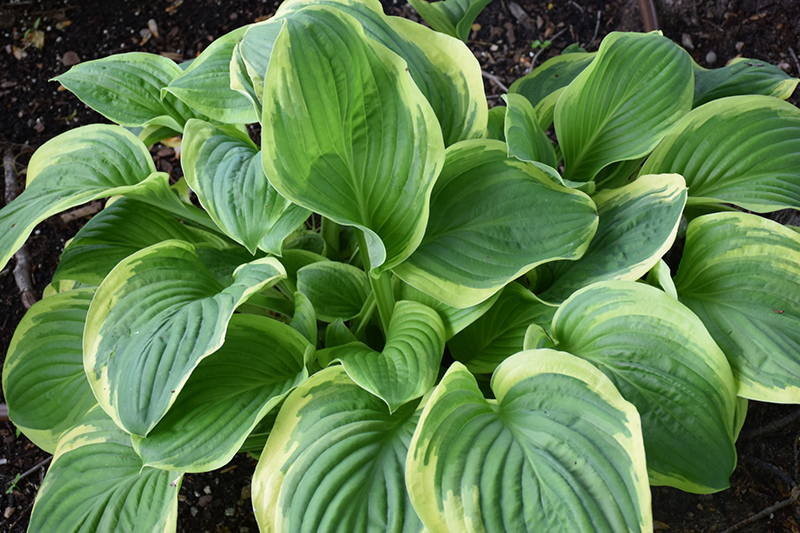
4, 507, 15, 519
681, 33, 694, 50
705, 50, 717, 65
735, 41, 745, 52
190, 506, 198, 517
489, 44, 499, 52
61, 51, 80, 66
240, 486, 251, 500
197, 495, 213, 507
148, 19, 159, 38
203, 485, 212, 495
778, 61, 791, 72
225, 507, 236, 516
229, 12, 238, 20
471, 23, 480, 32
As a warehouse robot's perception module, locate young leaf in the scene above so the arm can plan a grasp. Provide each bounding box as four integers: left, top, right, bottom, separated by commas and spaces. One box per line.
407, 353, 651, 532
553, 281, 738, 493
503, 93, 558, 169
407, 0, 492, 42
252, 366, 423, 532
674, 212, 800, 403
297, 262, 371, 322
132, 315, 310, 472
261, 7, 444, 274
83, 240, 286, 436
393, 140, 598, 308
555, 32, 693, 182
640, 95, 800, 213
693, 57, 799, 108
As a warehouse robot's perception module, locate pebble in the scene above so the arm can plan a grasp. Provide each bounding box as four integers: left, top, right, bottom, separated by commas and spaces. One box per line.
190, 506, 198, 517
197, 495, 213, 507
61, 51, 80, 66
225, 507, 236, 516
681, 33, 694, 50
705, 50, 717, 65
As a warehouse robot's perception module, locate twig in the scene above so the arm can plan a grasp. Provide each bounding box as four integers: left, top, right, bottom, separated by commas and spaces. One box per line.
588, 11, 602, 48
569, 0, 584, 13
789, 47, 800, 77
719, 496, 796, 533
5, 498, 35, 531
0, 403, 7, 423
60, 201, 102, 223
741, 454, 797, 489
527, 28, 569, 74
740, 407, 800, 440
3, 148, 37, 309
5, 456, 52, 492
482, 70, 509, 93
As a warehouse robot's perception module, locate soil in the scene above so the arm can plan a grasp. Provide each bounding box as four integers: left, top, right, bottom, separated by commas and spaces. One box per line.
1, 0, 799, 531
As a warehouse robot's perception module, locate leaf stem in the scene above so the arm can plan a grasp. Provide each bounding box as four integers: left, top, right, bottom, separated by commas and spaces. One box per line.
321, 217, 341, 259
355, 229, 394, 332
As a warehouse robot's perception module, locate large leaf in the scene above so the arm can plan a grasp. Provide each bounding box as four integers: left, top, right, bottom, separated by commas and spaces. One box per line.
554, 32, 693, 182
252, 366, 424, 533
693, 57, 799, 107
448, 282, 557, 374
55, 52, 200, 130
393, 140, 598, 308
640, 95, 800, 213
538, 173, 687, 303
322, 300, 445, 412
83, 240, 286, 436
261, 7, 444, 274
407, 0, 492, 42
132, 315, 310, 472
407, 353, 651, 532
674, 212, 800, 403
553, 281, 737, 492
29, 406, 181, 533
297, 262, 371, 322
2, 288, 98, 453
164, 26, 258, 124
182, 119, 309, 254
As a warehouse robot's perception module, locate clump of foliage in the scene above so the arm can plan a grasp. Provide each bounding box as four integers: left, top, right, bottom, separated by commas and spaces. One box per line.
2, 0, 800, 531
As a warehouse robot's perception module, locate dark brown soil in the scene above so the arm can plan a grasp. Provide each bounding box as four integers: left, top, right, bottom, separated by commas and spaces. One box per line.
1, 0, 799, 531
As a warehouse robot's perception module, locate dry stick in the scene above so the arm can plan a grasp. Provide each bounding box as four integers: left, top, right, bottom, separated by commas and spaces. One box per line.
637, 0, 659, 32
481, 70, 509, 93
740, 407, 800, 440
5, 456, 52, 492
719, 497, 796, 533
3, 148, 37, 309
588, 11, 602, 48
0, 404, 7, 423
789, 47, 800, 77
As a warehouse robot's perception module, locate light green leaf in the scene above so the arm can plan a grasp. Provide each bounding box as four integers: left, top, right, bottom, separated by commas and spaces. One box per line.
132, 315, 309, 472
55, 52, 200, 129
297, 262, 371, 322
693, 57, 799, 107
324, 300, 445, 412
262, 7, 444, 274
235, 19, 283, 111
555, 32, 693, 182
407, 0, 492, 42
674, 212, 800, 403
83, 240, 286, 436
448, 282, 556, 374
485, 105, 506, 141
644, 259, 678, 300
29, 406, 182, 533
640, 95, 800, 213
503, 93, 558, 169
291, 291, 319, 346
538, 174, 687, 304
393, 140, 598, 308
553, 281, 737, 492
252, 366, 423, 533
407, 353, 651, 532
2, 288, 98, 453
182, 119, 309, 254
164, 26, 258, 124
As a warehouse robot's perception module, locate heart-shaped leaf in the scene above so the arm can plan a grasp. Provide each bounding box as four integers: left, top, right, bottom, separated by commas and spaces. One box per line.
297, 262, 371, 322
407, 0, 492, 42
692, 57, 799, 107
503, 93, 558, 168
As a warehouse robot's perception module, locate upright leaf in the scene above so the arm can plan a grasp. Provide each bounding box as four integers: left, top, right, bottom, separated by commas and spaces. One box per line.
407, 0, 492, 42
503, 93, 558, 169
297, 262, 371, 322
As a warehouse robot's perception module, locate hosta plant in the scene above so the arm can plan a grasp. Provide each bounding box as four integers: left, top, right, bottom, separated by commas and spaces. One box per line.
2, 0, 800, 531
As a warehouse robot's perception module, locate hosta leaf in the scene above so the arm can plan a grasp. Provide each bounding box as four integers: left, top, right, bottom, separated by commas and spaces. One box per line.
538, 174, 687, 304
693, 57, 799, 107
55, 52, 200, 129
261, 7, 444, 274
407, 0, 492, 42
30, 406, 182, 533
291, 291, 319, 346
164, 26, 258, 124
132, 315, 309, 472
252, 366, 423, 533
2, 288, 97, 453
674, 212, 800, 403
323, 300, 445, 412
182, 119, 309, 254
234, 19, 284, 113
448, 282, 557, 374
553, 281, 737, 492
486, 106, 506, 141
640, 95, 800, 213
297, 262, 371, 322
555, 32, 693, 182
407, 353, 651, 533
503, 93, 558, 168
83, 240, 286, 436
53, 197, 229, 287
277, 0, 487, 145
644, 259, 678, 300
393, 140, 598, 308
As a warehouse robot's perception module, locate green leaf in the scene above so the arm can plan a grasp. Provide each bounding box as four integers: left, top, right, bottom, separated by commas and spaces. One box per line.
2, 288, 98, 453
693, 57, 800, 107
393, 140, 598, 308
644, 259, 678, 300
407, 353, 651, 532
485, 105, 506, 141
555, 32, 693, 182
407, 0, 492, 42
182, 119, 309, 254
252, 366, 423, 533
538, 173, 687, 304
674, 212, 800, 403
503, 93, 558, 169
297, 262, 371, 322
449, 282, 557, 374
164, 26, 259, 124
55, 52, 200, 129
83, 240, 286, 436
291, 291, 319, 346
553, 281, 737, 492
640, 95, 800, 213
261, 8, 444, 274
324, 300, 445, 412
29, 406, 182, 533
235, 20, 284, 112
132, 315, 310, 472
